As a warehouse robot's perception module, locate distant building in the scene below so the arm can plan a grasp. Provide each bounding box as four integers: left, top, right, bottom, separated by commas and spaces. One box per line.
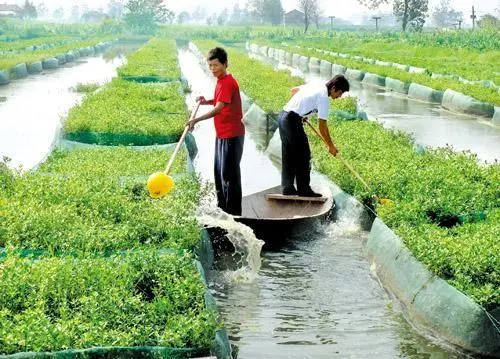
285, 9, 304, 25
0, 3, 22, 17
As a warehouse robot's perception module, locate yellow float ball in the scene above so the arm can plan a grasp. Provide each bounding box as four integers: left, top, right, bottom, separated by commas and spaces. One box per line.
379, 198, 394, 206
147, 172, 174, 199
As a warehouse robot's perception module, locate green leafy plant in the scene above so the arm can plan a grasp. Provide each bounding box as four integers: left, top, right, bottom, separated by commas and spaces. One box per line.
308, 116, 499, 307
118, 38, 181, 80
0, 250, 220, 354
63, 79, 188, 144
0, 37, 114, 71
2, 147, 201, 254
72, 82, 100, 93
195, 40, 303, 114
254, 40, 499, 106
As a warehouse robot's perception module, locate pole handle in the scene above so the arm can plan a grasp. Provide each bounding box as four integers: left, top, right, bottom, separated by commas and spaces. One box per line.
303, 119, 373, 193
164, 101, 201, 174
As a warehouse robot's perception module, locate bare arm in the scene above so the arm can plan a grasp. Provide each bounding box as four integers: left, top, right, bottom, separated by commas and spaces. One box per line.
196, 96, 214, 105
290, 86, 300, 96
186, 101, 225, 131
318, 119, 338, 156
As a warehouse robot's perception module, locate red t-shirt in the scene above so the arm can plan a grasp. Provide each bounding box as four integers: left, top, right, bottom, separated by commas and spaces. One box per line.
213, 73, 245, 139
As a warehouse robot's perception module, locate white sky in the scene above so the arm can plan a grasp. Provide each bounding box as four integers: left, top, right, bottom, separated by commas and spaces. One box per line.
12, 0, 499, 25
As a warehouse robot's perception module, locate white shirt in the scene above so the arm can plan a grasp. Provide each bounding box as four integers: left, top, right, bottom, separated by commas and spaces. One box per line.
283, 83, 330, 120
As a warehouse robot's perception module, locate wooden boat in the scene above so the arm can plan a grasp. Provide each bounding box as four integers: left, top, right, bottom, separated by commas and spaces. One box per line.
233, 185, 335, 245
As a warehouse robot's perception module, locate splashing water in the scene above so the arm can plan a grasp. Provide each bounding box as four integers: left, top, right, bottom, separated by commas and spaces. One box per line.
196, 190, 264, 283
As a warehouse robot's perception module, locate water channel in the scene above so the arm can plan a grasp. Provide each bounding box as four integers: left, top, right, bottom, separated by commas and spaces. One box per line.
0, 40, 488, 358
264, 53, 499, 165
0, 45, 139, 170
178, 47, 474, 359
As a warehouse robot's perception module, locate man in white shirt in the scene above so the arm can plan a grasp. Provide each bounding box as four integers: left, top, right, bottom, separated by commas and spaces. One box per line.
279, 74, 350, 197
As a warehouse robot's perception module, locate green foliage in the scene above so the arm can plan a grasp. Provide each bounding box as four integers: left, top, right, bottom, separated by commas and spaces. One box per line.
393, 0, 429, 31
308, 116, 500, 307
72, 82, 100, 93
98, 18, 124, 35
0, 37, 114, 71
118, 38, 181, 79
195, 40, 303, 113
124, 0, 173, 34
0, 250, 219, 353
268, 33, 500, 84
158, 25, 252, 43
0, 18, 121, 42
64, 79, 187, 140
257, 41, 500, 106
22, 0, 38, 19
0, 157, 15, 194
330, 97, 358, 116
1, 147, 201, 253
0, 35, 221, 355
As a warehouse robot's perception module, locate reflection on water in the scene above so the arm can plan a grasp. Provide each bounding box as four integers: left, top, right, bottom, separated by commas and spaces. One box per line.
210, 220, 464, 358
254, 52, 500, 164
0, 45, 140, 170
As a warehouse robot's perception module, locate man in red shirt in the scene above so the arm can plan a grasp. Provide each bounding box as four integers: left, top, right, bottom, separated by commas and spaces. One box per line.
187, 47, 245, 216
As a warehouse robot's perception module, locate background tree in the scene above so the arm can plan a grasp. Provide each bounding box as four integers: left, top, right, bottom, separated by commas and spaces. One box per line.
231, 3, 242, 23
478, 14, 500, 29
298, 0, 320, 33
247, 0, 264, 23
394, 0, 428, 31
263, 0, 283, 25
124, 0, 173, 34
206, 13, 217, 26
107, 0, 125, 19
191, 6, 206, 23
81, 4, 90, 17
52, 7, 65, 21
36, 2, 48, 18
217, 8, 229, 25
431, 0, 463, 27
357, 0, 428, 31
70, 5, 80, 22
177, 11, 190, 24
247, 0, 283, 24
22, 0, 37, 19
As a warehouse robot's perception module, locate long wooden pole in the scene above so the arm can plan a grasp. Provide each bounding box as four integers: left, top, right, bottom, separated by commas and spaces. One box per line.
303, 119, 373, 192
164, 101, 201, 174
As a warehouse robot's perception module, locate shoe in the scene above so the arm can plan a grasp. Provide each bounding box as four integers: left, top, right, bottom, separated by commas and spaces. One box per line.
297, 188, 323, 197
282, 186, 298, 196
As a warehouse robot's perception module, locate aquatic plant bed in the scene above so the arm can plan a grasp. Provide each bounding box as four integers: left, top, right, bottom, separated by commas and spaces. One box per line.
194, 40, 303, 114
252, 40, 499, 107
283, 32, 499, 86
0, 37, 114, 71
63, 79, 188, 145
308, 117, 499, 309
239, 43, 499, 343
0, 250, 219, 356
118, 38, 182, 81
0, 146, 201, 254
0, 36, 80, 54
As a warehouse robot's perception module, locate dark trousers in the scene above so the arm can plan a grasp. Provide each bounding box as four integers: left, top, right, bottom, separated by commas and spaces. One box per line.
278, 111, 311, 191
214, 135, 244, 216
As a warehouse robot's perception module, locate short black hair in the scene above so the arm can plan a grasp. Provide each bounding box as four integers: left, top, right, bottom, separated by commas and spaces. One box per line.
207, 47, 228, 65
326, 74, 350, 94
